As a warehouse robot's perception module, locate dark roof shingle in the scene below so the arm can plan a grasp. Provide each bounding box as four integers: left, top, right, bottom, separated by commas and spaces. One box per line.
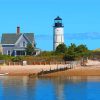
1, 33, 34, 44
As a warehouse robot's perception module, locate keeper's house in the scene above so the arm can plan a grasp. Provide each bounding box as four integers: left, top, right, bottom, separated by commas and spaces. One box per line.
1, 27, 35, 56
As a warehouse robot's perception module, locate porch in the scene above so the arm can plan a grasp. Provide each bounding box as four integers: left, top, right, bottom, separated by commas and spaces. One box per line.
13, 49, 26, 56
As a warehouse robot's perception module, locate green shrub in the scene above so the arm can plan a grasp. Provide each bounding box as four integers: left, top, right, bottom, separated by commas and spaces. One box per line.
11, 56, 23, 62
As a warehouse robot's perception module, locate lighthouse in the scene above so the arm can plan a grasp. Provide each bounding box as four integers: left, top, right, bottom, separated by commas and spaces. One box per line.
53, 16, 64, 50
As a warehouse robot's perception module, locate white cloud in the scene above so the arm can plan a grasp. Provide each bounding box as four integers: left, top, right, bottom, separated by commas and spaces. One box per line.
35, 32, 100, 41
65, 32, 100, 40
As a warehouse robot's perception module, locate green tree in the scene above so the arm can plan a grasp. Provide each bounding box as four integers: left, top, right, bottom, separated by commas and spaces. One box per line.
63, 53, 76, 61
76, 44, 88, 53
76, 44, 89, 57
63, 43, 90, 61
55, 43, 67, 54
68, 43, 77, 52
26, 43, 35, 55
64, 43, 77, 61
67, 43, 77, 54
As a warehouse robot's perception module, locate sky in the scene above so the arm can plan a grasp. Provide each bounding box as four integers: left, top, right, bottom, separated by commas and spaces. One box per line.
0, 0, 100, 50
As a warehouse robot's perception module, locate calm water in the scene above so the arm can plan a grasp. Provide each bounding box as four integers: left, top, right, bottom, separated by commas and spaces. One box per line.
0, 76, 100, 100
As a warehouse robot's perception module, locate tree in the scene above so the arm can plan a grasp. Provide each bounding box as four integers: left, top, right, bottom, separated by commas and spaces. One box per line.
76, 44, 89, 57
68, 43, 77, 52
67, 43, 77, 55
55, 43, 67, 54
76, 44, 88, 53
25, 43, 35, 55
63, 43, 90, 61
63, 53, 76, 61
63, 43, 77, 61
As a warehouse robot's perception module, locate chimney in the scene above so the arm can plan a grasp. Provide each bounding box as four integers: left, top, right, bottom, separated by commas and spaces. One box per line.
17, 26, 20, 34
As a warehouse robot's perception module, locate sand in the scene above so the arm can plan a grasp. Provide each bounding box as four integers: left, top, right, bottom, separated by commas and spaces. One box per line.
0, 64, 66, 76
0, 60, 100, 76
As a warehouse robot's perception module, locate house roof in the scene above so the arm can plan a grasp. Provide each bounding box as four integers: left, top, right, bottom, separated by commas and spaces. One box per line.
1, 33, 34, 44
23, 33, 34, 43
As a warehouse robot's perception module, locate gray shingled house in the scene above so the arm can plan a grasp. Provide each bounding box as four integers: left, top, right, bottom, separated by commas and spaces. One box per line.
1, 27, 35, 56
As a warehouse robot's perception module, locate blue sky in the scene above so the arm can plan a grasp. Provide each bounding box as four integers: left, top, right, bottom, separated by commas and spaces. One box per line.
0, 0, 100, 50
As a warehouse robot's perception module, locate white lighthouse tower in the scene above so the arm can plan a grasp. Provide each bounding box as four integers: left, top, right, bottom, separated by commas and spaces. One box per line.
53, 16, 64, 50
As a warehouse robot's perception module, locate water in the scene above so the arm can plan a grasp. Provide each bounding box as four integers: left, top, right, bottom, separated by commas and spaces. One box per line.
0, 76, 100, 100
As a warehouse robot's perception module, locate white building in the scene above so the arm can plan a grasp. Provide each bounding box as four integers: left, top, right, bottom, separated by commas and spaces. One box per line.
53, 16, 64, 50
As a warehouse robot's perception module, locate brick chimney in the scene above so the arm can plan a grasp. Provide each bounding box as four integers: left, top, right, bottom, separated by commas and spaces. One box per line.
17, 26, 20, 34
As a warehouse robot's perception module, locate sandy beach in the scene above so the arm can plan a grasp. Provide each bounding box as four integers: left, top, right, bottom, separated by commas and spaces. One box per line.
0, 64, 66, 76
0, 60, 100, 76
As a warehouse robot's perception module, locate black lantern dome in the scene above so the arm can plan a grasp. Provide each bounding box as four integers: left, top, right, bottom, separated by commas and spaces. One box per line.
54, 16, 63, 27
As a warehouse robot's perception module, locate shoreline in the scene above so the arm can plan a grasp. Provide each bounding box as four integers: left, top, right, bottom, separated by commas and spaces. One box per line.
40, 67, 100, 77
1, 60, 100, 76
1, 66, 100, 76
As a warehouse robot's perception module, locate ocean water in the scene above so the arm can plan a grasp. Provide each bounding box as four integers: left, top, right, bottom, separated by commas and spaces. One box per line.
0, 76, 100, 100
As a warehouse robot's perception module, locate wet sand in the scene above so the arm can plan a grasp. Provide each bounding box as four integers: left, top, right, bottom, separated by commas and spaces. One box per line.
42, 66, 100, 77
43, 60, 100, 77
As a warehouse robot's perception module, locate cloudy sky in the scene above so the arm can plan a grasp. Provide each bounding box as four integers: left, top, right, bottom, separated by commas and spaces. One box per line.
0, 0, 100, 50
